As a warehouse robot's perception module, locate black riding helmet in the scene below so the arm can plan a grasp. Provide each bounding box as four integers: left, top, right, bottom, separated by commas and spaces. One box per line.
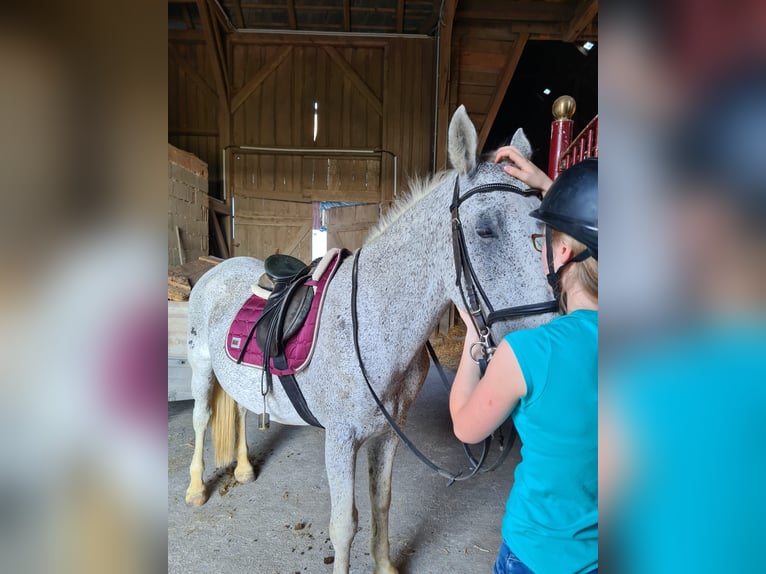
529, 158, 598, 296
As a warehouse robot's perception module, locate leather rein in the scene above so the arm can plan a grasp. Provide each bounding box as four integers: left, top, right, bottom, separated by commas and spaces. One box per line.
350, 174, 558, 484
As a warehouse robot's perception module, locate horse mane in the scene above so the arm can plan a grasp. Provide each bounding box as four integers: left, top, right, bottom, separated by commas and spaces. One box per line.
366, 170, 452, 243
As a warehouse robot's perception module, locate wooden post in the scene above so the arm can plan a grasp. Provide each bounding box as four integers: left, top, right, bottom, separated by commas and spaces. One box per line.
548, 95, 576, 181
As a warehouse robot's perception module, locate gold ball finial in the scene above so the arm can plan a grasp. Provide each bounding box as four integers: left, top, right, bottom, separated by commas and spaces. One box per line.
552, 95, 576, 120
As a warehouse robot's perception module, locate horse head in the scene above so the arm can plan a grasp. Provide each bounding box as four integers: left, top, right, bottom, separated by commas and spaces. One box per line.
446, 105, 556, 342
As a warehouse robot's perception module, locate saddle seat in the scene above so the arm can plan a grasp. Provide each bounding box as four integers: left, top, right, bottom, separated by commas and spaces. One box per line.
255, 254, 315, 361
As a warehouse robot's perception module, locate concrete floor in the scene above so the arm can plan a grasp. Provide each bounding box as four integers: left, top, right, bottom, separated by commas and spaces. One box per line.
168, 366, 520, 574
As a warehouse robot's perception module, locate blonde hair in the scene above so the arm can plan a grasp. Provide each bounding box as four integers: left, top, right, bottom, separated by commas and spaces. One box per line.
550, 229, 598, 313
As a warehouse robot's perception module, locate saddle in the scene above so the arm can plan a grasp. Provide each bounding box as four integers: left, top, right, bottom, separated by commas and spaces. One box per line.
253, 254, 315, 365
225, 249, 351, 428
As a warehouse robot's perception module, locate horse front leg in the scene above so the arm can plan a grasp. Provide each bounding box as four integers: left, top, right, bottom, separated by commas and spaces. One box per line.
325, 429, 360, 574
367, 431, 399, 574
233, 403, 255, 483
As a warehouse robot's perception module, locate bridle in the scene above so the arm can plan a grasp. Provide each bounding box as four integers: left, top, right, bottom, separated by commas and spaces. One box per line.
350, 172, 559, 484
449, 174, 558, 373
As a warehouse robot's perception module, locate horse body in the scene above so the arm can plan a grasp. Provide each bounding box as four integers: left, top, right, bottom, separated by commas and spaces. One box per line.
184, 106, 554, 574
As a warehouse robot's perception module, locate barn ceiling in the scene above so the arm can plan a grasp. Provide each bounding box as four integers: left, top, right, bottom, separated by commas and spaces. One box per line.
169, 0, 596, 41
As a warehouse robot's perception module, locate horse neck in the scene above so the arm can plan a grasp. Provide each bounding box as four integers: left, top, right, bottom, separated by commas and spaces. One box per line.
356, 185, 454, 368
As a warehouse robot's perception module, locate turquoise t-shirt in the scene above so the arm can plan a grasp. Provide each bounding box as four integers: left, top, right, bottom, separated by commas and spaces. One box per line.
501, 309, 598, 574
608, 318, 766, 574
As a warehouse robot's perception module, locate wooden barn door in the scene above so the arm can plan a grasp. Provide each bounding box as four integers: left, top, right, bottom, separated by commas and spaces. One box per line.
232, 197, 313, 262
325, 203, 380, 252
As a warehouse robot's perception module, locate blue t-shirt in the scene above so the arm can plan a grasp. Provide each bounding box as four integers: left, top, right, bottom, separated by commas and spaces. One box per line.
501, 309, 598, 574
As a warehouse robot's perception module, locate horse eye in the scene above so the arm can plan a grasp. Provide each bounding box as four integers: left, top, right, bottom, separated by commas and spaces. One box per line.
476, 224, 497, 239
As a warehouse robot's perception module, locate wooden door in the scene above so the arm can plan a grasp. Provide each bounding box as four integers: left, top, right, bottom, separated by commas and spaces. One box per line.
325, 203, 380, 251
232, 196, 313, 262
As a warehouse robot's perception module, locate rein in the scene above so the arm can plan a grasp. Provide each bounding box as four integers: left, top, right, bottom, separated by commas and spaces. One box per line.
351, 174, 557, 483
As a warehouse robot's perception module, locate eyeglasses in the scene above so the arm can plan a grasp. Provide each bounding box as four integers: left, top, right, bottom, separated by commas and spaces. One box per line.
531, 233, 545, 252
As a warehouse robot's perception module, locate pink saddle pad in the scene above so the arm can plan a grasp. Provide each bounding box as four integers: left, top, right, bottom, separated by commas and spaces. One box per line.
225, 250, 347, 375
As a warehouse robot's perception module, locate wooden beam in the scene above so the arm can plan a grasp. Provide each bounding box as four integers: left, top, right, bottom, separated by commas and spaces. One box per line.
457, 0, 573, 22
287, 0, 297, 29
396, 0, 404, 33
322, 46, 383, 116
168, 42, 218, 101
230, 0, 245, 29
182, 4, 194, 30
196, 0, 229, 101
343, 0, 350, 31
435, 0, 458, 170
564, 0, 598, 42
211, 212, 230, 258
477, 33, 529, 152
231, 46, 293, 112
169, 30, 205, 42
169, 127, 219, 137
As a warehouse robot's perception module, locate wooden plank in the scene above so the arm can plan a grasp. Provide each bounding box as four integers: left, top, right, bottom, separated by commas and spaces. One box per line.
564, 0, 598, 42
231, 32, 387, 48
211, 212, 230, 258
435, 0, 457, 170
231, 0, 245, 28
457, 0, 573, 22
196, 0, 229, 101
169, 127, 219, 137
343, 0, 350, 31
323, 46, 383, 116
231, 46, 293, 112
477, 33, 528, 151
168, 42, 218, 101
182, 4, 195, 30
287, 0, 297, 29
396, 0, 404, 33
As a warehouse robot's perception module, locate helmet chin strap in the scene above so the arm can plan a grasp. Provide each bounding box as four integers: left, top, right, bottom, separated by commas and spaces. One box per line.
544, 226, 592, 301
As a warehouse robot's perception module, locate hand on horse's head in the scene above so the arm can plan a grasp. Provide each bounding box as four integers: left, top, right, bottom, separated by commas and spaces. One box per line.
494, 146, 553, 193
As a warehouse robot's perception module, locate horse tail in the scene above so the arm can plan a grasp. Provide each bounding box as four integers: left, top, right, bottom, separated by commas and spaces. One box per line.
210, 379, 236, 468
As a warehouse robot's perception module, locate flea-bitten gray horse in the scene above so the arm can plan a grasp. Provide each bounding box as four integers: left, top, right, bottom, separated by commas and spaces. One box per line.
184, 105, 554, 573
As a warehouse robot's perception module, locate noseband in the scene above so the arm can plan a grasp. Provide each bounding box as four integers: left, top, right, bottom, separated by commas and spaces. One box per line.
449, 175, 558, 371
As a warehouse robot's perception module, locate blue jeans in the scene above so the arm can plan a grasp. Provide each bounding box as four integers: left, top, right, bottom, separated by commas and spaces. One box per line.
493, 542, 598, 574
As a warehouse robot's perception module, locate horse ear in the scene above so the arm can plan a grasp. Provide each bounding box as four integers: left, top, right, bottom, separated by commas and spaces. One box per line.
509, 127, 532, 159
448, 105, 478, 174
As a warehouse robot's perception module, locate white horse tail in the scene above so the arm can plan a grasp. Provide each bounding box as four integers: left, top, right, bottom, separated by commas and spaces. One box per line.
211, 379, 237, 467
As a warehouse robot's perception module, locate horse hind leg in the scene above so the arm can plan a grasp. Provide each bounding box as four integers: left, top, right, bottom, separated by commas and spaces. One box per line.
233, 403, 255, 483
185, 361, 215, 507
367, 432, 400, 574
325, 430, 360, 574
185, 365, 238, 506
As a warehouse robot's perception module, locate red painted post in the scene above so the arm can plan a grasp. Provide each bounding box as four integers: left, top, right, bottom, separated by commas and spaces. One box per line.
548, 95, 576, 181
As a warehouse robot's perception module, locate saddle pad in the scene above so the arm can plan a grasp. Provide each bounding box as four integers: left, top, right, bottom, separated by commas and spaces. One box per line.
226, 249, 347, 374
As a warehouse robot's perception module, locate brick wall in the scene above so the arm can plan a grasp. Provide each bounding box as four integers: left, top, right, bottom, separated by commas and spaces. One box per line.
168, 144, 209, 266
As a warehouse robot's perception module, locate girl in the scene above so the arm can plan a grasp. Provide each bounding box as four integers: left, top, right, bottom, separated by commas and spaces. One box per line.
450, 156, 598, 574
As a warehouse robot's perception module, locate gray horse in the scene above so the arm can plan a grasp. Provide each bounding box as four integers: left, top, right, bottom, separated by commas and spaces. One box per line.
184, 105, 553, 574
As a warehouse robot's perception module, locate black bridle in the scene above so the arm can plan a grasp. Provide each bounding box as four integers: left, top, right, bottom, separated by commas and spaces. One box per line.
350, 173, 558, 484
450, 174, 558, 371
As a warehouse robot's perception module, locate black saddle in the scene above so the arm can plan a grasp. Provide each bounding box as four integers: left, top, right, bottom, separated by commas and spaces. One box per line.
250, 254, 315, 366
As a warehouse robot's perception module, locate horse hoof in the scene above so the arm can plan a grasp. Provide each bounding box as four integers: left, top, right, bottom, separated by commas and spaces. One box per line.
234, 467, 255, 484
185, 489, 208, 507
375, 566, 398, 574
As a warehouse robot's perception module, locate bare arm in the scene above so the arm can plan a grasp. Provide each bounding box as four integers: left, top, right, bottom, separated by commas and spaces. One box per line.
494, 145, 554, 193
449, 310, 526, 444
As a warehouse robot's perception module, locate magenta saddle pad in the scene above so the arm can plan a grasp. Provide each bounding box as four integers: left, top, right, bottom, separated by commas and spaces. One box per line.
225, 249, 347, 375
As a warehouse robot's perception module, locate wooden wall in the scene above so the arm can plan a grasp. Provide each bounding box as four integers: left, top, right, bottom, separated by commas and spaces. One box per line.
169, 32, 435, 257
227, 35, 435, 205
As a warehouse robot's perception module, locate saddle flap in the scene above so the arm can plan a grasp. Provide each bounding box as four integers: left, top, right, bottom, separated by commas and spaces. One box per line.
254, 285, 314, 356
